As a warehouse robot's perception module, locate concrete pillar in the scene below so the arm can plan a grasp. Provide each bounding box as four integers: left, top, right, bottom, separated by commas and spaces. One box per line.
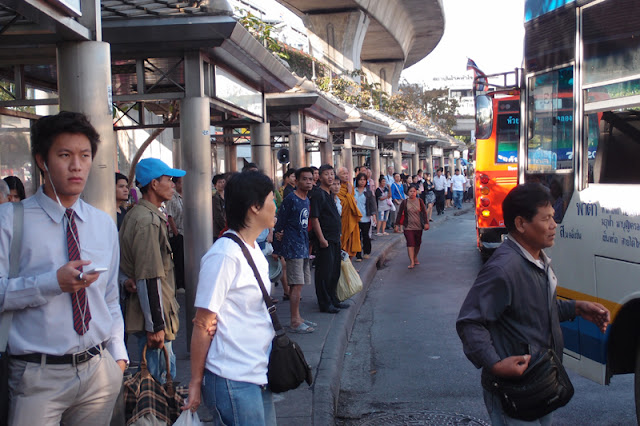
371, 144, 380, 184
250, 123, 273, 177
172, 127, 182, 170
393, 141, 402, 175
289, 111, 306, 169
320, 133, 333, 166
223, 127, 236, 173
412, 152, 419, 176
448, 150, 455, 173
362, 60, 405, 96
426, 146, 433, 175
180, 97, 212, 349
57, 41, 116, 219
342, 130, 354, 172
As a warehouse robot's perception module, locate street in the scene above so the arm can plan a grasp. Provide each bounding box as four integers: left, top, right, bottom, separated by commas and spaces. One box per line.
336, 212, 636, 425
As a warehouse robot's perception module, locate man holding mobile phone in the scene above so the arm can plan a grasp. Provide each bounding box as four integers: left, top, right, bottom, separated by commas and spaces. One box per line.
0, 112, 128, 424
119, 158, 185, 383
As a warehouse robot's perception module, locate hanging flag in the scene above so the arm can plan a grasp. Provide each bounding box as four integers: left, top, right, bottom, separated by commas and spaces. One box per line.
467, 58, 487, 91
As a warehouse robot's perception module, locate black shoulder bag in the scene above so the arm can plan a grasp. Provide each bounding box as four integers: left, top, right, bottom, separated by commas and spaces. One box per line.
223, 233, 313, 393
1, 202, 24, 426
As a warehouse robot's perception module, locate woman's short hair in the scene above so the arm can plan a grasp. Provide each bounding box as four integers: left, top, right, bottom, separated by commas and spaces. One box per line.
225, 171, 274, 231
503, 183, 553, 233
115, 172, 128, 184
378, 175, 386, 184
31, 111, 100, 170
3, 176, 25, 200
355, 172, 368, 185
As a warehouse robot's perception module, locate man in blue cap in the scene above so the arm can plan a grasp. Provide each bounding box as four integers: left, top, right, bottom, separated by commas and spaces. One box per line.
119, 158, 185, 382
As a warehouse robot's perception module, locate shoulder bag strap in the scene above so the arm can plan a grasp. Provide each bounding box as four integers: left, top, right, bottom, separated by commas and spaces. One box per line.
222, 233, 285, 335
0, 202, 24, 352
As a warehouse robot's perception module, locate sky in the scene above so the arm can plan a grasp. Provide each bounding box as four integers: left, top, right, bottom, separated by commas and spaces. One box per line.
400, 0, 525, 88
265, 0, 525, 89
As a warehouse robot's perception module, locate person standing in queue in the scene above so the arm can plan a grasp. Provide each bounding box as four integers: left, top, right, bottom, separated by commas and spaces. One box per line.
395, 185, 429, 269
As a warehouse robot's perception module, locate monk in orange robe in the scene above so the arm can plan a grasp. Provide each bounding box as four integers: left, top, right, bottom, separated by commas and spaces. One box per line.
336, 167, 362, 257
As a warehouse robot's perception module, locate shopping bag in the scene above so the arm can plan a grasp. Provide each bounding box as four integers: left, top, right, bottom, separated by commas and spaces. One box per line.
337, 258, 363, 302
173, 409, 202, 426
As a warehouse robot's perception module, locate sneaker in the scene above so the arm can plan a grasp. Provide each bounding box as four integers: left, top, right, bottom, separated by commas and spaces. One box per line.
363, 254, 370, 259
355, 257, 363, 262
376, 232, 383, 236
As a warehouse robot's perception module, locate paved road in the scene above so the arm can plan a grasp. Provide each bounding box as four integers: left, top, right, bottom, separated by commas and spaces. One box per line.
336, 212, 636, 425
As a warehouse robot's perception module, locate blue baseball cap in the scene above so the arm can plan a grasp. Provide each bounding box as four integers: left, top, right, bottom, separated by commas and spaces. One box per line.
136, 158, 186, 186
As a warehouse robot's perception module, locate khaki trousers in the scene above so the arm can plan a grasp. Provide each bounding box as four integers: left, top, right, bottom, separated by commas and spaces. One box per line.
8, 350, 123, 426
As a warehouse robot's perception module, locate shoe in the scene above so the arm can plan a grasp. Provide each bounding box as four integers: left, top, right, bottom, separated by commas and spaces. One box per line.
321, 305, 340, 314
429, 219, 434, 222
355, 257, 362, 262
304, 319, 318, 327
376, 232, 383, 236
336, 302, 350, 309
363, 254, 370, 259
283, 293, 290, 301
383, 232, 389, 236
290, 323, 314, 333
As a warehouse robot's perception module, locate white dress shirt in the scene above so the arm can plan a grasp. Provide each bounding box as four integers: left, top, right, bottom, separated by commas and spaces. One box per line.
433, 175, 447, 191
0, 186, 127, 361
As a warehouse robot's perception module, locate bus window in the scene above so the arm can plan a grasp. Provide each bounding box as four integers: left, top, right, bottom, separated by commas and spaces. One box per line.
527, 66, 574, 172
591, 108, 640, 184
496, 113, 519, 163
476, 95, 493, 140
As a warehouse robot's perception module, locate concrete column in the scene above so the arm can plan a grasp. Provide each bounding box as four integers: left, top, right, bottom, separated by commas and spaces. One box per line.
223, 127, 236, 173
393, 141, 402, 175
289, 111, 306, 169
371, 143, 380, 184
426, 146, 433, 175
342, 130, 354, 172
320, 133, 333, 166
172, 127, 182, 170
57, 41, 116, 219
448, 150, 455, 173
180, 96, 212, 349
412, 152, 419, 176
250, 122, 273, 177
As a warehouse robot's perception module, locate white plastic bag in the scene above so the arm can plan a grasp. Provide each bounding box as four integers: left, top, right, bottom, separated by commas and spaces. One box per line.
173, 410, 202, 426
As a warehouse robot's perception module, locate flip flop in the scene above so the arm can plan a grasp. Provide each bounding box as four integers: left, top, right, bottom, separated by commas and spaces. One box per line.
304, 319, 318, 327
283, 293, 290, 301
290, 323, 314, 334
408, 265, 414, 269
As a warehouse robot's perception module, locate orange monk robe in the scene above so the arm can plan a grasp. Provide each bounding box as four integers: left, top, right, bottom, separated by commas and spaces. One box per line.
338, 181, 362, 257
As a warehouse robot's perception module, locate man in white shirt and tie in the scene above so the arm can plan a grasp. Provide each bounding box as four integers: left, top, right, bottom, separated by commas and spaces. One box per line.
433, 167, 447, 215
0, 111, 127, 425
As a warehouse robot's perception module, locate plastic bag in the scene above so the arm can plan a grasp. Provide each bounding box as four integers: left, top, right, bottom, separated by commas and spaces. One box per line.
337, 258, 363, 302
173, 409, 201, 426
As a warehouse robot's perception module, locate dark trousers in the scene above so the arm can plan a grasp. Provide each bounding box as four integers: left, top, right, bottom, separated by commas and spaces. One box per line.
169, 234, 184, 289
314, 241, 341, 310
435, 189, 445, 214
357, 222, 372, 258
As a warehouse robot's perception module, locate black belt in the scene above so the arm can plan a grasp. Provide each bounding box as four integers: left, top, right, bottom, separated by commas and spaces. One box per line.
12, 343, 104, 365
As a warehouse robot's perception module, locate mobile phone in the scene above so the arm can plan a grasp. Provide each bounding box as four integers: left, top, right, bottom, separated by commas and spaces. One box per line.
84, 267, 108, 275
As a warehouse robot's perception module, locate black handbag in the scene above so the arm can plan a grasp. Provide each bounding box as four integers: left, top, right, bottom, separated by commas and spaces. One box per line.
481, 349, 574, 421
223, 233, 313, 393
1, 202, 24, 426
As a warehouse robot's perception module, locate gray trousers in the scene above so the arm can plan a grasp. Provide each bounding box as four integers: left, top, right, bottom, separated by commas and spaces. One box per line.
9, 350, 123, 426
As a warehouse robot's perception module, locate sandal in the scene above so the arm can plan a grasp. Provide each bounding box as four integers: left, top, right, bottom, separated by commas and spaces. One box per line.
304, 319, 318, 327
283, 293, 290, 301
290, 323, 314, 334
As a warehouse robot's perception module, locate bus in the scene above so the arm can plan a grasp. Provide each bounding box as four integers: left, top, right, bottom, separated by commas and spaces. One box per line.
502, 0, 640, 420
474, 92, 519, 260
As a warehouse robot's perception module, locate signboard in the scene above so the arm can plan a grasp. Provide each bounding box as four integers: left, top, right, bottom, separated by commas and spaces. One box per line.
304, 115, 328, 139
401, 142, 415, 153
432, 147, 443, 156
355, 133, 376, 149
215, 67, 263, 117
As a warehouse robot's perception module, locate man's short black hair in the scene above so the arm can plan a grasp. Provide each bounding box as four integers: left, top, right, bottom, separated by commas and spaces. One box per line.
225, 171, 274, 231
318, 164, 333, 175
437, 167, 444, 173
295, 167, 314, 181
242, 162, 259, 172
212, 173, 226, 185
310, 166, 318, 173
171, 176, 181, 184
284, 168, 296, 179
503, 183, 553, 233
31, 111, 100, 171
115, 172, 128, 184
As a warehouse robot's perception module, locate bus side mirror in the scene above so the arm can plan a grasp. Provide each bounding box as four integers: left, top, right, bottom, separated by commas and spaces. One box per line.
475, 95, 493, 140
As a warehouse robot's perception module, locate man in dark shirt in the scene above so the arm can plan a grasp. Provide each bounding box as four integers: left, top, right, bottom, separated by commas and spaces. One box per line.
310, 164, 349, 313
275, 167, 315, 333
282, 168, 296, 199
456, 183, 610, 424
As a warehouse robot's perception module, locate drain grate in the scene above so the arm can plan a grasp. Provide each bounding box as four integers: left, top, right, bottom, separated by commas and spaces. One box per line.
343, 410, 490, 425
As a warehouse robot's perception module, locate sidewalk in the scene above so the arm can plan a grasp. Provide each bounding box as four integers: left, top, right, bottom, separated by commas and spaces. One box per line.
155, 202, 474, 425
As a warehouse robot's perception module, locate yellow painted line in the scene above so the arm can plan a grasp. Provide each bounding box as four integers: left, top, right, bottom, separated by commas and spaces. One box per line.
557, 287, 623, 321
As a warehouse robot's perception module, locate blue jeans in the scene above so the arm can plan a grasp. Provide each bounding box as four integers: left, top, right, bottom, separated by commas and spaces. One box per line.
453, 190, 464, 209
483, 388, 553, 426
202, 370, 276, 426
136, 334, 176, 384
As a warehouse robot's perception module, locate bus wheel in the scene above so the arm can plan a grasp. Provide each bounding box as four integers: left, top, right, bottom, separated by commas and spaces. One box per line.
635, 340, 640, 423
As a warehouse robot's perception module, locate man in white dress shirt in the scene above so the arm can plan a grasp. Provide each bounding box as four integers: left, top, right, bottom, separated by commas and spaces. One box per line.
0, 112, 127, 425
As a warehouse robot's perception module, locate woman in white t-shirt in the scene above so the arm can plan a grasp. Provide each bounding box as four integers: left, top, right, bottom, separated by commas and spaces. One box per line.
184, 171, 278, 425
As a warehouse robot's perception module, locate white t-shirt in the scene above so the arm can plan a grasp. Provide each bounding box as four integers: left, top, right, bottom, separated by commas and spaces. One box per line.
195, 231, 275, 385
451, 174, 467, 191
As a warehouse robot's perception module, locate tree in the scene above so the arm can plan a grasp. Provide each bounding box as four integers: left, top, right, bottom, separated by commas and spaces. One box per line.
390, 82, 459, 133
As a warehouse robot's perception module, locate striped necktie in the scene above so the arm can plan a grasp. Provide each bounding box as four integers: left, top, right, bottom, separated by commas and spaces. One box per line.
66, 208, 91, 335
